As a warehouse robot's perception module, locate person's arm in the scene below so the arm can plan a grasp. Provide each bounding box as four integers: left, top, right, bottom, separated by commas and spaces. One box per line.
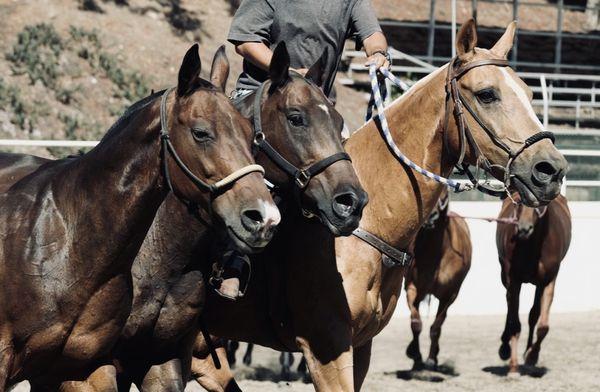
363, 31, 390, 69
350, 0, 390, 69
234, 42, 273, 72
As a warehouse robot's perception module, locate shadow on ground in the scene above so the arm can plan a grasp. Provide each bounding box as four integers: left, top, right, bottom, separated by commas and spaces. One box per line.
235, 366, 312, 384
482, 365, 548, 378
386, 361, 460, 383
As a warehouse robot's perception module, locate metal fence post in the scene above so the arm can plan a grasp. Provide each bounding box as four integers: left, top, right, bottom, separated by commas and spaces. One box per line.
555, 0, 564, 73
427, 0, 436, 64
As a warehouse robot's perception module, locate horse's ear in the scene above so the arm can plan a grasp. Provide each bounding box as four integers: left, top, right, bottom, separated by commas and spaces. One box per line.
177, 43, 201, 97
305, 49, 327, 87
210, 45, 230, 93
456, 19, 478, 56
491, 21, 517, 59
269, 41, 290, 90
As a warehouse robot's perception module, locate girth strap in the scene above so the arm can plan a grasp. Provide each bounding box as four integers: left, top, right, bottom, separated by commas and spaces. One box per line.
352, 228, 413, 268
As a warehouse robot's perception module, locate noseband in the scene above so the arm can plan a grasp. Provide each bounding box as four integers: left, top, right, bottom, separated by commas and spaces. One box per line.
251, 81, 352, 203
444, 57, 555, 197
159, 87, 265, 205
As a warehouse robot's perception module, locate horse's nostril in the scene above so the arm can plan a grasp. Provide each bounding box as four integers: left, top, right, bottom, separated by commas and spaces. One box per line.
332, 192, 357, 218
532, 161, 558, 185
241, 209, 264, 232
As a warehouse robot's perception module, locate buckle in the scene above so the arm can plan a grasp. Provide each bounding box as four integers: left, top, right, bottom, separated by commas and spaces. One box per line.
253, 131, 265, 146
295, 170, 311, 189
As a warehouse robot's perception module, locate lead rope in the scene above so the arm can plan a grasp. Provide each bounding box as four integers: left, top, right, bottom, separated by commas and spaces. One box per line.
366, 64, 473, 193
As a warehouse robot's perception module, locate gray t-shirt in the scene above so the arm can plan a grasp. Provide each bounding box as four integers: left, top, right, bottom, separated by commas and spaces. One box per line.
228, 0, 381, 95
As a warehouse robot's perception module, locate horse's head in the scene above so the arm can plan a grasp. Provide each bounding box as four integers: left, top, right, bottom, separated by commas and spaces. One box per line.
446, 20, 567, 207
511, 193, 544, 240
245, 42, 367, 236
164, 44, 280, 252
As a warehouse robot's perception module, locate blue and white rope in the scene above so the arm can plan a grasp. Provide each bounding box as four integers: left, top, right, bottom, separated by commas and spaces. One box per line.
366, 64, 472, 193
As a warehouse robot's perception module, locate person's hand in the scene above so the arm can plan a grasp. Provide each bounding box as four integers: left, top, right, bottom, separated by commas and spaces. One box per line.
365, 52, 390, 70
291, 68, 309, 76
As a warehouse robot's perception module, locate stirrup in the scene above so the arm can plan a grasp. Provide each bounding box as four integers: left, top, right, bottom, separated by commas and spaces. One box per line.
209, 257, 252, 300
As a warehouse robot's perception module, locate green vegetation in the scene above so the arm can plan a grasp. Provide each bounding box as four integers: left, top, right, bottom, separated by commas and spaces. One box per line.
6, 24, 64, 89
0, 77, 32, 131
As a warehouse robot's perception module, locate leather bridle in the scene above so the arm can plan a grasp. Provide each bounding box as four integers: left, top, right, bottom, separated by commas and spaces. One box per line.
159, 87, 265, 207
251, 81, 352, 206
443, 57, 556, 197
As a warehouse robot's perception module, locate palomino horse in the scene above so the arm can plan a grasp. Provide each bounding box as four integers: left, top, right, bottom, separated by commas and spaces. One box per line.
191, 20, 568, 391
101, 42, 367, 391
0, 45, 279, 390
496, 194, 571, 374
404, 189, 471, 370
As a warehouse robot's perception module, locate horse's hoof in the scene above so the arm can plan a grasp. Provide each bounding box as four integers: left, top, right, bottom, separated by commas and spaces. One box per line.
411, 360, 425, 371
423, 358, 437, 370
281, 367, 292, 382
499, 343, 511, 360
524, 348, 539, 366
243, 354, 252, 366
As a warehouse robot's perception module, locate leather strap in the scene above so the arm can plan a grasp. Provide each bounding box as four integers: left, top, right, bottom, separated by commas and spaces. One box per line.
352, 228, 412, 268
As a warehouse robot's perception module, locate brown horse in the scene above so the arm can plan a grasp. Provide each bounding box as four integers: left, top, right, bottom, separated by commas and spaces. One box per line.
98, 42, 367, 391
496, 194, 571, 375
190, 20, 568, 391
0, 45, 279, 390
404, 189, 471, 370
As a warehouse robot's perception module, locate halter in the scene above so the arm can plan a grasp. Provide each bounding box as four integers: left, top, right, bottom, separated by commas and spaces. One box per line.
443, 57, 556, 197
251, 81, 352, 207
159, 87, 265, 207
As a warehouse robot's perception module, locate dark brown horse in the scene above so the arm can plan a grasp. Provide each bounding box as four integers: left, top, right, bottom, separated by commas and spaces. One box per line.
104, 42, 367, 391
405, 190, 471, 370
0, 44, 278, 390
496, 194, 571, 375
190, 20, 568, 391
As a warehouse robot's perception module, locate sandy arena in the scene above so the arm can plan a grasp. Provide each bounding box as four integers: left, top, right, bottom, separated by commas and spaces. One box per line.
179, 311, 600, 392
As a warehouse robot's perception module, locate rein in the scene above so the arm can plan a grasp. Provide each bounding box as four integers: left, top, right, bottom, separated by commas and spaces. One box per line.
159, 88, 265, 207
366, 58, 555, 197
250, 81, 352, 209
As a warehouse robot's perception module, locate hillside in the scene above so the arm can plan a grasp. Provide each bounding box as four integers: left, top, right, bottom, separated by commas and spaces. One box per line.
0, 0, 367, 158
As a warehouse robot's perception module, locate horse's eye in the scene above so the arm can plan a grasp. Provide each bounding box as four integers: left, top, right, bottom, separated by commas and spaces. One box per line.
475, 89, 499, 104
287, 113, 305, 128
191, 127, 212, 142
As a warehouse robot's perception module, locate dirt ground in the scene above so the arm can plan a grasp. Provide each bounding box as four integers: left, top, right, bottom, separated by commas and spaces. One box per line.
180, 311, 600, 392
10, 312, 600, 391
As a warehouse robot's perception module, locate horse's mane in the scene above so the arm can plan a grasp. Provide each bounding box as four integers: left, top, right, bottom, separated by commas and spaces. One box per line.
98, 78, 215, 144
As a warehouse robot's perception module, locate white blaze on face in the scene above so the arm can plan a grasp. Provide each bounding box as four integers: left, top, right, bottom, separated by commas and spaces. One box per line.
499, 68, 545, 131
261, 199, 281, 226
318, 104, 330, 116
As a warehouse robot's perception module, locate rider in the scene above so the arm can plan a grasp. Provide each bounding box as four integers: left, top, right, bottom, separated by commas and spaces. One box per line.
213, 0, 390, 299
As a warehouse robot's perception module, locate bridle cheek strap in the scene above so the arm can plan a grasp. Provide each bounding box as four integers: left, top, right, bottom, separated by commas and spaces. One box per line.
252, 81, 352, 191
444, 57, 556, 196
159, 87, 265, 201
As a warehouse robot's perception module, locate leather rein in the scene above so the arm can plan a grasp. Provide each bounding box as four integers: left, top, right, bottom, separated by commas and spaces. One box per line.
159, 87, 265, 210
443, 57, 555, 197
251, 81, 352, 211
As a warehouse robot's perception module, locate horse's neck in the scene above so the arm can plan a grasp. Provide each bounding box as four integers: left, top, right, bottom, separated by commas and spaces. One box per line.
346, 66, 455, 249
55, 102, 166, 272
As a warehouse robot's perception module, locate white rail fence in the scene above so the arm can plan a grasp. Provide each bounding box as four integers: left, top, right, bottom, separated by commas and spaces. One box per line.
1, 140, 598, 190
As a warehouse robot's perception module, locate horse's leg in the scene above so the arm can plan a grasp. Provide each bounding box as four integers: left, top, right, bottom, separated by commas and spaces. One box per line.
297, 335, 354, 392
405, 282, 423, 368
57, 364, 118, 391
279, 352, 294, 381
525, 279, 555, 367
525, 286, 543, 353
425, 293, 457, 369
139, 359, 184, 392
353, 339, 372, 391
242, 343, 254, 366
0, 341, 13, 391
191, 343, 241, 392
225, 341, 239, 367
499, 281, 521, 374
